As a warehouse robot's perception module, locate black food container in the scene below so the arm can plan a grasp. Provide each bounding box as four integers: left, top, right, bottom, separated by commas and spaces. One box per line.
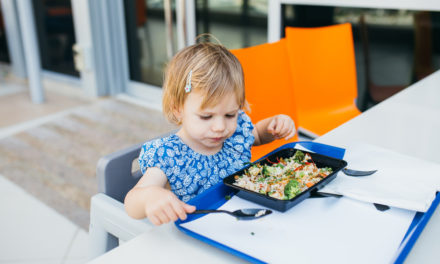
223, 148, 347, 212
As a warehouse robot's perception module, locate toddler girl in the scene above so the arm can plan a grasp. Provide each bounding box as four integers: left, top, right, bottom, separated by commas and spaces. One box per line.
124, 42, 295, 226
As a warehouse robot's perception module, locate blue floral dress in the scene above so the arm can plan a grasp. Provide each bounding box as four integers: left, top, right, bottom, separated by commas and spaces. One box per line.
139, 110, 255, 202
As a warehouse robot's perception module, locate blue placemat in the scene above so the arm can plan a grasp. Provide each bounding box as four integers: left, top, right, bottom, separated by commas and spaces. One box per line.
175, 141, 435, 263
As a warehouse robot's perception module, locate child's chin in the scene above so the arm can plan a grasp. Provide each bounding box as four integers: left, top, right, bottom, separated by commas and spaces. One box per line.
204, 140, 224, 148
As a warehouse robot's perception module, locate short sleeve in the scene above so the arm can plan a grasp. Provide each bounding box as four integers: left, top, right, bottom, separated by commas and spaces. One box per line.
138, 138, 166, 175
224, 110, 255, 160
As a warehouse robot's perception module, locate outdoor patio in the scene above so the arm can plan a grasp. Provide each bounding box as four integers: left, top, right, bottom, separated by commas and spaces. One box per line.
0, 71, 174, 263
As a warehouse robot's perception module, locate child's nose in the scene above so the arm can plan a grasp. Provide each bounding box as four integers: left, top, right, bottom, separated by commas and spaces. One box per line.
212, 118, 226, 132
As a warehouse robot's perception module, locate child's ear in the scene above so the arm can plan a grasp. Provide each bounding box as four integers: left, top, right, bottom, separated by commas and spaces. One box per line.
173, 107, 182, 123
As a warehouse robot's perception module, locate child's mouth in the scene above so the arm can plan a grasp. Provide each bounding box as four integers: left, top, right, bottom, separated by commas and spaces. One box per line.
210, 137, 224, 142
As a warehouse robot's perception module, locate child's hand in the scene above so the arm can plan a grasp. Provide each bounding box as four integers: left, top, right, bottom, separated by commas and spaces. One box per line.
143, 186, 196, 226
267, 114, 296, 140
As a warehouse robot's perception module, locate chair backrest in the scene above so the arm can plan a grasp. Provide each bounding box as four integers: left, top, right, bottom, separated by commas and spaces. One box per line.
96, 143, 144, 203
231, 39, 299, 161
285, 23, 361, 136
96, 130, 176, 202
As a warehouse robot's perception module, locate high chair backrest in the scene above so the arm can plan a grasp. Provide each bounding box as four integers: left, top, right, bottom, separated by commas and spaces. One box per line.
285, 23, 361, 137
231, 39, 299, 161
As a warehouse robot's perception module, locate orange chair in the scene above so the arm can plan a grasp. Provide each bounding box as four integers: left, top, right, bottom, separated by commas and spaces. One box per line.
231, 39, 299, 161
285, 23, 361, 137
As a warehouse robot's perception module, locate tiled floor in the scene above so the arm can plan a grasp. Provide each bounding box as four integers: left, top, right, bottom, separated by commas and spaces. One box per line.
0, 76, 91, 263
0, 175, 89, 264
0, 73, 174, 263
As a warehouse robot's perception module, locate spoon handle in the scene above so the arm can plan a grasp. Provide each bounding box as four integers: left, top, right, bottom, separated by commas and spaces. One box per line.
342, 168, 377, 177
191, 209, 229, 215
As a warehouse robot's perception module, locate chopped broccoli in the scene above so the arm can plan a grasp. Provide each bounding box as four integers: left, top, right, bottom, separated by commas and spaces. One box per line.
292, 150, 305, 162
284, 179, 301, 199
321, 167, 333, 173
276, 163, 285, 169
262, 165, 277, 177
257, 177, 265, 183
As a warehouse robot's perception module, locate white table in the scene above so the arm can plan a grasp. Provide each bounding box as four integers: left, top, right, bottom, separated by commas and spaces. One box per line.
88, 70, 440, 264
316, 70, 440, 264
87, 222, 247, 264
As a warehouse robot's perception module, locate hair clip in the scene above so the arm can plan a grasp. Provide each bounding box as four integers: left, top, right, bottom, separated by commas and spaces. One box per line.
185, 70, 192, 93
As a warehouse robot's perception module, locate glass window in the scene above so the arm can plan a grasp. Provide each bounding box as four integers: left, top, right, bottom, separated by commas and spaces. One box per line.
195, 0, 267, 49
124, 0, 178, 87
282, 5, 440, 110
33, 0, 78, 76
124, 0, 268, 87
0, 4, 10, 63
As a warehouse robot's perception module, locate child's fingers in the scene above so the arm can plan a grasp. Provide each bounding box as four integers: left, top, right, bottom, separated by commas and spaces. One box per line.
284, 129, 296, 140
164, 204, 179, 222
149, 215, 161, 226
282, 119, 295, 138
183, 202, 196, 213
267, 118, 277, 134
275, 118, 287, 135
173, 201, 190, 220
155, 210, 170, 224
272, 118, 287, 138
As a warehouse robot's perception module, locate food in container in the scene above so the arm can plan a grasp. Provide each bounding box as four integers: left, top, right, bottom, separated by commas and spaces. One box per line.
233, 150, 333, 200
223, 148, 347, 212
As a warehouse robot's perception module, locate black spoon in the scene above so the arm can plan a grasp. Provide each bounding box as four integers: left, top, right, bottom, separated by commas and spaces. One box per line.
310, 191, 390, 211
190, 208, 272, 220
342, 168, 377, 177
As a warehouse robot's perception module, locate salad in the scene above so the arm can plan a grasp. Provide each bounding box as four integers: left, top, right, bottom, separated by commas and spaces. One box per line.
234, 151, 333, 200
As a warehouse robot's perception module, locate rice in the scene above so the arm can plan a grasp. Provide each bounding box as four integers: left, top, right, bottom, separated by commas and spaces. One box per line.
234, 151, 333, 200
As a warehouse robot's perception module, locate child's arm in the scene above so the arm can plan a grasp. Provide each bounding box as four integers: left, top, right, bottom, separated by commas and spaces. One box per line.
253, 114, 296, 146
124, 167, 196, 226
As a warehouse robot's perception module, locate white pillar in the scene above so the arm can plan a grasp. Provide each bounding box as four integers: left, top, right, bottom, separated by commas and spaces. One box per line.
16, 0, 45, 103
268, 0, 282, 43
186, 0, 196, 46
0, 0, 27, 78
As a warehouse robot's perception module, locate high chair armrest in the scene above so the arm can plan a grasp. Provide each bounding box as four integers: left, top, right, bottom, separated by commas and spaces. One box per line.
89, 193, 154, 260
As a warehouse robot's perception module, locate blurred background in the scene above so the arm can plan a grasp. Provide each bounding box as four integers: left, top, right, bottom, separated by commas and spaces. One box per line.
0, 1, 439, 263
1, 0, 439, 109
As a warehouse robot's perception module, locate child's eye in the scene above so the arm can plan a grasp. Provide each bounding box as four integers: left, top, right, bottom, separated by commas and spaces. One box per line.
199, 115, 212, 120
225, 113, 237, 119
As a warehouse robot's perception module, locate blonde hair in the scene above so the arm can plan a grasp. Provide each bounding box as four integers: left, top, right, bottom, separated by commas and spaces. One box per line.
162, 42, 245, 124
